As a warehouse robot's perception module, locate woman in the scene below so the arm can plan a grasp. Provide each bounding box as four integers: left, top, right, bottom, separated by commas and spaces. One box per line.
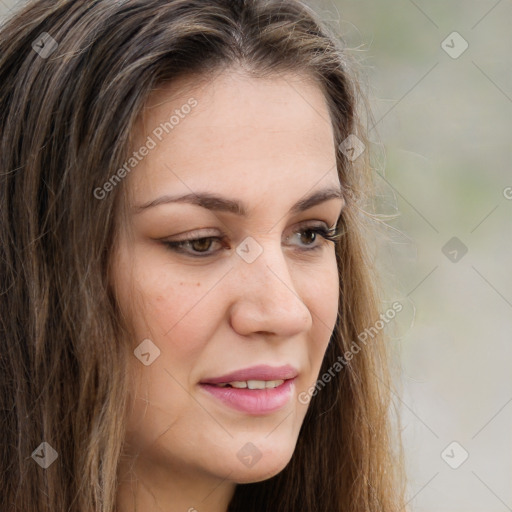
0, 0, 406, 510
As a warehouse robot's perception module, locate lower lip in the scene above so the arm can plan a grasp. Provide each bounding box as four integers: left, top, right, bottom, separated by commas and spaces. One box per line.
199, 378, 295, 415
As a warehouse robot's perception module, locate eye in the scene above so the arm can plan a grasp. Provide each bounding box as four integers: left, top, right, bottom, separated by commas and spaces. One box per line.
162, 235, 225, 257
161, 223, 342, 258
284, 225, 341, 250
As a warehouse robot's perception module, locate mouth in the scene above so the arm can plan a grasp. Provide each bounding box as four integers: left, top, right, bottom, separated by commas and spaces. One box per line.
208, 379, 286, 389
199, 365, 298, 415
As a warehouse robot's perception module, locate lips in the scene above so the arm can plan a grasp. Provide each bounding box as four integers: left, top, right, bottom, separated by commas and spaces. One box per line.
199, 364, 298, 415
200, 364, 298, 385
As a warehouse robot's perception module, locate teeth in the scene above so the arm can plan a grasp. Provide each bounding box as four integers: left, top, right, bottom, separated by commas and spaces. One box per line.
267, 379, 284, 388
247, 380, 266, 389
214, 379, 285, 389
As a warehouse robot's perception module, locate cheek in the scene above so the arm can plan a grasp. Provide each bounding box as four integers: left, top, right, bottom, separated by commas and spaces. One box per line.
112, 247, 219, 398
121, 270, 217, 449
141, 280, 220, 351
118, 254, 215, 344
300, 256, 340, 370
302, 255, 340, 331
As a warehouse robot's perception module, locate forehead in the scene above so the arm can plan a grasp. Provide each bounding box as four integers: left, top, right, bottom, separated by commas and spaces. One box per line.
126, 69, 339, 206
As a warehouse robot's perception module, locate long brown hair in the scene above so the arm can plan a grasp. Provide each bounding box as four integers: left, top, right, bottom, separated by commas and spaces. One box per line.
0, 0, 406, 510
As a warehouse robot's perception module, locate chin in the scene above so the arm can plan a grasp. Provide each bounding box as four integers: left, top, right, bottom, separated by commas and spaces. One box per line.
230, 442, 296, 484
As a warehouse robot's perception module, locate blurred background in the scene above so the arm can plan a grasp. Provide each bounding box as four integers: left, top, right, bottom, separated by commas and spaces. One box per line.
1, 0, 511, 510
320, 1, 512, 511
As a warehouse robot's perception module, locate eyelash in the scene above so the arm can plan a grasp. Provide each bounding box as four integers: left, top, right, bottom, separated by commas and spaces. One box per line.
162, 224, 343, 258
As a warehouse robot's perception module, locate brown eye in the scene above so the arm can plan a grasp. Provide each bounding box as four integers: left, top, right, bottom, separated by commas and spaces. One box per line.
189, 238, 215, 253
298, 230, 317, 245
163, 236, 224, 257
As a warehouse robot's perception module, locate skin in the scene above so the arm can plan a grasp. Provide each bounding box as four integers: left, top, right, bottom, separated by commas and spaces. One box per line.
113, 67, 344, 512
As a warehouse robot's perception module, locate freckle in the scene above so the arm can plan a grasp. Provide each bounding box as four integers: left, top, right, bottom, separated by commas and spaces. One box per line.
197, 282, 200, 286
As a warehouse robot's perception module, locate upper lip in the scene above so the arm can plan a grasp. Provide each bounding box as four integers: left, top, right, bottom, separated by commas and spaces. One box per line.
200, 364, 298, 384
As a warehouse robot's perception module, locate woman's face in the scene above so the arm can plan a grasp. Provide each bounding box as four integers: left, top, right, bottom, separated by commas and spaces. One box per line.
112, 68, 343, 487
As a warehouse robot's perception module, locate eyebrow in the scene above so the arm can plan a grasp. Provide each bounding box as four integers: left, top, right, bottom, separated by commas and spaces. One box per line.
132, 186, 344, 216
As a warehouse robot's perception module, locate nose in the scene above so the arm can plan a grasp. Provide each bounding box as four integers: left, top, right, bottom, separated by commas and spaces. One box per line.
227, 237, 313, 338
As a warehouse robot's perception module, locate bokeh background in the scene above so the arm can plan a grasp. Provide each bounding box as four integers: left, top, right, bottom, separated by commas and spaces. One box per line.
321, 2, 512, 511
1, 1, 511, 510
